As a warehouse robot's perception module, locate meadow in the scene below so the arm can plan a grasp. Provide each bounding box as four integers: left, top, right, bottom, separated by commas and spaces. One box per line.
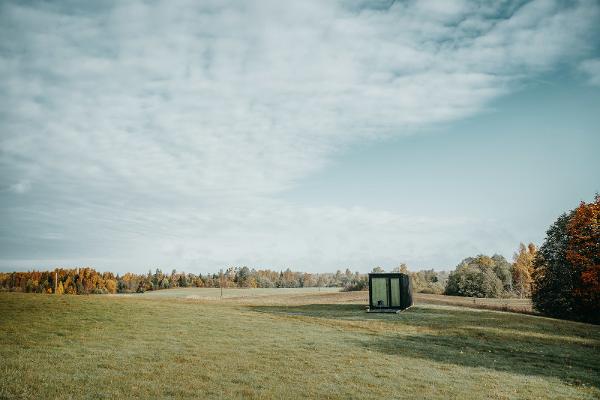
1, 289, 599, 399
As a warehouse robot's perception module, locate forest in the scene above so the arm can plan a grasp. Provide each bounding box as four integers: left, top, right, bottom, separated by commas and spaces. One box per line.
0, 250, 530, 297
0, 267, 370, 295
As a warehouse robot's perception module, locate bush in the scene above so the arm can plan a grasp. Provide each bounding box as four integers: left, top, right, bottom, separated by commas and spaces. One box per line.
411, 269, 446, 294
342, 277, 368, 291
445, 255, 509, 298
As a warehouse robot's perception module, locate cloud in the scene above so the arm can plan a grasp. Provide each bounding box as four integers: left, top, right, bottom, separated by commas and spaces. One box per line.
0, 0, 598, 272
0, 198, 514, 272
7, 180, 31, 194
579, 58, 600, 86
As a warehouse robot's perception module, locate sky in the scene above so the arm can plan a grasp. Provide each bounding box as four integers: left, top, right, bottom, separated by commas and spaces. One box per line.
0, 0, 599, 274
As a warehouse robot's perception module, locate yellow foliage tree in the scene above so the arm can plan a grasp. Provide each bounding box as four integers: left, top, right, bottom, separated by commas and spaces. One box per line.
105, 279, 117, 294
56, 281, 64, 295
512, 243, 537, 298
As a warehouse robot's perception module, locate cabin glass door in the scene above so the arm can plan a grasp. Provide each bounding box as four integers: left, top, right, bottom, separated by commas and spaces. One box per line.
371, 278, 388, 307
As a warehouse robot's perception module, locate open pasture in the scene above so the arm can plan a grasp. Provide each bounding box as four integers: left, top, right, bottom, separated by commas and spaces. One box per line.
1, 289, 598, 399
138, 287, 534, 313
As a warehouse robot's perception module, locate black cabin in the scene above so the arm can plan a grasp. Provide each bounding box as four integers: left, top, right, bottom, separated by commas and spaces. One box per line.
368, 273, 413, 312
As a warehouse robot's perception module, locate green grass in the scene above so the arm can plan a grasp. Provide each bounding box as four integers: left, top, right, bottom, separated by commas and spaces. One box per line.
1, 290, 599, 399
137, 286, 341, 299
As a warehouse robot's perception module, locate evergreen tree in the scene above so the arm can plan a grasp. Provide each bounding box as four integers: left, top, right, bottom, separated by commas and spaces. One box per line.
531, 214, 576, 319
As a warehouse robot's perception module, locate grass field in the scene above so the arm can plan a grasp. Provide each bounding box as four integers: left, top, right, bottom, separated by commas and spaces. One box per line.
138, 287, 534, 314
415, 293, 534, 314
1, 289, 599, 399
137, 287, 341, 299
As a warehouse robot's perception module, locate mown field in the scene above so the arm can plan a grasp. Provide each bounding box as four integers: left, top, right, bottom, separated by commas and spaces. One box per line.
1, 289, 599, 399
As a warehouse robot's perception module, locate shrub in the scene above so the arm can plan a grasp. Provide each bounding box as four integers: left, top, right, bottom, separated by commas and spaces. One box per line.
445, 255, 509, 298
342, 277, 368, 292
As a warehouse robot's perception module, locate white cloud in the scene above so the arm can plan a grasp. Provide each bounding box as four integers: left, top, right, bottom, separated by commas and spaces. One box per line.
8, 180, 31, 194
0, 0, 598, 272
579, 58, 600, 86
1, 198, 515, 272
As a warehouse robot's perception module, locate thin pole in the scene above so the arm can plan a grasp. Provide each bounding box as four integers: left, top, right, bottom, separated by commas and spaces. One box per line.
219, 269, 224, 300
55, 271, 57, 294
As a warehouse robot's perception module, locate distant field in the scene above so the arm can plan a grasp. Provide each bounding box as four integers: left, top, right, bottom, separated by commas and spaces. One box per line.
138, 287, 534, 313
1, 289, 598, 399
415, 293, 534, 314
137, 286, 341, 299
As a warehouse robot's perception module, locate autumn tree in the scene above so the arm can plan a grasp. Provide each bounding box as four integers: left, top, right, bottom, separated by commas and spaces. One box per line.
532, 195, 600, 323
0, 266, 373, 293
566, 196, 599, 322
56, 281, 65, 295
105, 279, 117, 294
512, 243, 537, 298
389, 263, 409, 273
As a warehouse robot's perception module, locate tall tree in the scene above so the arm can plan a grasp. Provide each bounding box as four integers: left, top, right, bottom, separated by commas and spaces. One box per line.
56, 281, 64, 295
532, 195, 600, 323
566, 196, 600, 322
512, 243, 537, 298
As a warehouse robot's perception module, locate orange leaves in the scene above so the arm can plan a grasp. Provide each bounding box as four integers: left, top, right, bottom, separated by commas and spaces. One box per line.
580, 266, 600, 290
566, 197, 600, 268
566, 195, 600, 320
532, 196, 600, 323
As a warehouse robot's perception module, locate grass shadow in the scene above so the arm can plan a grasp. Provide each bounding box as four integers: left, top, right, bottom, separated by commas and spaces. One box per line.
249, 303, 600, 388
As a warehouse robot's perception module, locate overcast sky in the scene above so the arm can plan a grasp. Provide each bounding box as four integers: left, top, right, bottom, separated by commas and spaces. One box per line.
1, 0, 599, 274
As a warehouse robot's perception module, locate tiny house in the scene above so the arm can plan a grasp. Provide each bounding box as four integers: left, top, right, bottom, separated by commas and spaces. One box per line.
368, 273, 413, 312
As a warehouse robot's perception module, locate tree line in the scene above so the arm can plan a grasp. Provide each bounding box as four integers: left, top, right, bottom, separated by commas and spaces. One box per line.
368, 250, 534, 299
444, 248, 535, 299
2, 195, 597, 323
442, 195, 599, 323
0, 267, 368, 295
